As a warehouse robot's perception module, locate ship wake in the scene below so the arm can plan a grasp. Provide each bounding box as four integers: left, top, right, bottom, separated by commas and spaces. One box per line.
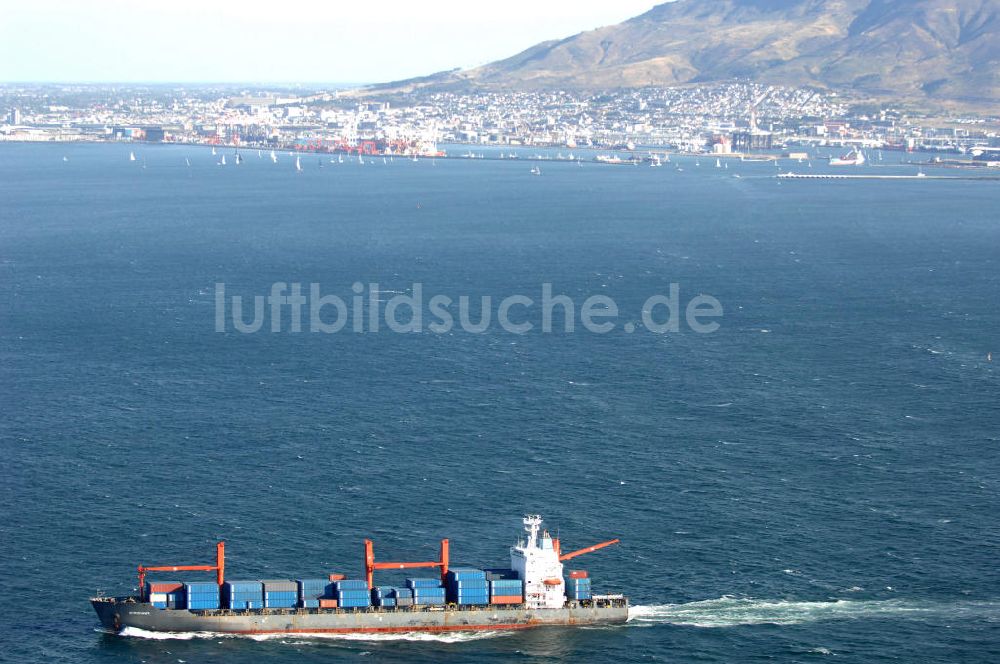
627, 597, 1000, 628
115, 626, 512, 643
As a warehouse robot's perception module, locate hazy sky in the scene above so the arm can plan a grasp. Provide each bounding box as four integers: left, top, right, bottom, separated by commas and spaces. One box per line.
0, 0, 663, 84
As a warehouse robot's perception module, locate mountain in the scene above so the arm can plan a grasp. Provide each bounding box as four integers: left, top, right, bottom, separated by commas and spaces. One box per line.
378, 0, 1000, 104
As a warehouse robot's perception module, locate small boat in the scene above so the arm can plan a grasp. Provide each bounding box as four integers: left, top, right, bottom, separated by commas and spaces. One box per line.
530, 166, 541, 175
129, 151, 136, 162
62, 156, 69, 162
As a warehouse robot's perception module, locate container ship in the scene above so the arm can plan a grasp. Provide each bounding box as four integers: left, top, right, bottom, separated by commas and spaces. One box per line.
92, 516, 628, 635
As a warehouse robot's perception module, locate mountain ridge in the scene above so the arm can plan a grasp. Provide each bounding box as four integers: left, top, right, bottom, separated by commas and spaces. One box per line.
369, 0, 1000, 104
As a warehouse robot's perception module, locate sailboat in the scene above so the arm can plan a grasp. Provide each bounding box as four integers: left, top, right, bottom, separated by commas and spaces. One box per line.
219, 155, 226, 166
318, 158, 323, 169
295, 155, 302, 172
338, 154, 344, 164
715, 159, 721, 168
185, 157, 191, 167
257, 150, 262, 159
211, 146, 217, 156
234, 152, 243, 165
358, 154, 365, 165
270, 150, 278, 163
129, 151, 136, 162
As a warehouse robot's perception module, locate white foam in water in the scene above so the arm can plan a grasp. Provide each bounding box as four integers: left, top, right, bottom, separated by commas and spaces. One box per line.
627, 597, 1000, 628
118, 626, 511, 643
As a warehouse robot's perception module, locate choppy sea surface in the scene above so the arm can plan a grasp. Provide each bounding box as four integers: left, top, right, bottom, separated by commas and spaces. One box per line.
2, 143, 999, 663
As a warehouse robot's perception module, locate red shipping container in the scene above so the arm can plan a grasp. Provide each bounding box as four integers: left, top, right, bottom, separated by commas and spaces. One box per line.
328, 573, 346, 581
490, 596, 523, 605
567, 570, 588, 579
319, 598, 339, 609
147, 582, 184, 593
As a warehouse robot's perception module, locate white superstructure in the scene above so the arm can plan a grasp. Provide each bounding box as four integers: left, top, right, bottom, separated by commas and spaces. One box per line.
510, 515, 565, 609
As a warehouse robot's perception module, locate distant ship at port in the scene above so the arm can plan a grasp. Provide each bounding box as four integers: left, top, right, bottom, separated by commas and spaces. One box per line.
91, 516, 627, 635
829, 149, 866, 166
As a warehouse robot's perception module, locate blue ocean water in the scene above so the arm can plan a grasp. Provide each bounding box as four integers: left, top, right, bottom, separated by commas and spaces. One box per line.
1, 142, 999, 662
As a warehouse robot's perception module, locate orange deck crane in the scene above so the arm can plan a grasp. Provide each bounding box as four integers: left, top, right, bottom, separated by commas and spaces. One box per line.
553, 538, 620, 561
363, 538, 449, 590
136, 541, 225, 600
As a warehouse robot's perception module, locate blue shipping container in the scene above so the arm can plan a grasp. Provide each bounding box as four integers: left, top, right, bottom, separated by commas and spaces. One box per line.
298, 579, 334, 599
406, 578, 443, 589
333, 579, 369, 591
339, 598, 370, 608
446, 568, 486, 581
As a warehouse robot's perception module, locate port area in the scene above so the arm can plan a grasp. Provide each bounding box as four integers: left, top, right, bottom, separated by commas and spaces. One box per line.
92, 594, 629, 616
776, 173, 1000, 181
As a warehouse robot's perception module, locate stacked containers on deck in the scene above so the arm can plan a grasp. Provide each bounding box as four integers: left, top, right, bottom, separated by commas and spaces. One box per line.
406, 578, 446, 605
224, 581, 264, 610
564, 571, 591, 601
445, 568, 489, 606
489, 578, 524, 605
146, 581, 185, 610
371, 586, 397, 608
297, 579, 334, 608
333, 579, 371, 608
185, 582, 221, 610
391, 587, 415, 607
262, 580, 298, 609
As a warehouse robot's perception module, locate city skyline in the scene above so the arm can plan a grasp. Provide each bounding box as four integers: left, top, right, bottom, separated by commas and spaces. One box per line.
0, 0, 660, 84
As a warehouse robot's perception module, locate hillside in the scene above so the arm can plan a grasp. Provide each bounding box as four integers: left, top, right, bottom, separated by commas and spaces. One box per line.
374, 0, 1000, 104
